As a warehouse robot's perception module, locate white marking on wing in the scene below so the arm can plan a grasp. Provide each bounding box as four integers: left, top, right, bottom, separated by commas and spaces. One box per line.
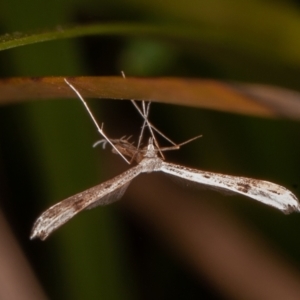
30, 164, 144, 240
160, 162, 300, 213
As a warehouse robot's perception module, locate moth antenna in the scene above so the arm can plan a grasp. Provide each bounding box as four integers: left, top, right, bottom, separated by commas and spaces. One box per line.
64, 78, 130, 164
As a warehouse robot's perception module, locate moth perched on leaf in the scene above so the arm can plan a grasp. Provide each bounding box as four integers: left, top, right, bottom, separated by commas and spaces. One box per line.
30, 79, 299, 241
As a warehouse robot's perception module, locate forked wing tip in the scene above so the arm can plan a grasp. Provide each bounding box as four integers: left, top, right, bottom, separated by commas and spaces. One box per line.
282, 191, 300, 214
30, 220, 50, 241
30, 231, 49, 241
282, 203, 300, 215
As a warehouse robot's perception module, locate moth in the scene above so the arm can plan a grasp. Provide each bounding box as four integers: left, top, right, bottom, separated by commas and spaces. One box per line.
30, 79, 299, 240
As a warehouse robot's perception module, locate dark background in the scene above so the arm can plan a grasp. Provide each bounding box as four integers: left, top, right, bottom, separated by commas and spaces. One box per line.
0, 0, 300, 299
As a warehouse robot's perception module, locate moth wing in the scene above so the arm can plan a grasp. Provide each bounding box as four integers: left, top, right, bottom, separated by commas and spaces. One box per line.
160, 162, 299, 213
31, 165, 143, 240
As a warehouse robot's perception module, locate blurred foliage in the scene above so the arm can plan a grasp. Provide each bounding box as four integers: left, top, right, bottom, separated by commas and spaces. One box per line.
0, 0, 300, 299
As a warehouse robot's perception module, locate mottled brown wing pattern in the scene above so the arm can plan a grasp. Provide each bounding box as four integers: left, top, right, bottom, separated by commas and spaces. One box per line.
30, 164, 144, 240
160, 162, 300, 213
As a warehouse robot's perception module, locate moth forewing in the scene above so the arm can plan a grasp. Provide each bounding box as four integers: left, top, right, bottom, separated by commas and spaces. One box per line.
30, 164, 144, 240
85, 182, 131, 210
160, 162, 300, 213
